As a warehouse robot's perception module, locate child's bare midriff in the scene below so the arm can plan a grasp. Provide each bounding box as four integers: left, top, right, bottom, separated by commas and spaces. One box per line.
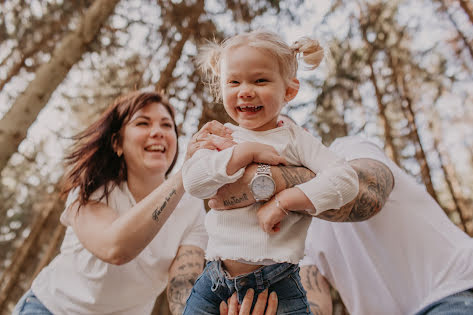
222, 259, 263, 277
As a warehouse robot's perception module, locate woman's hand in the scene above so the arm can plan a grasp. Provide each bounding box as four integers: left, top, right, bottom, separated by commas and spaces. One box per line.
186, 120, 235, 160
219, 289, 278, 315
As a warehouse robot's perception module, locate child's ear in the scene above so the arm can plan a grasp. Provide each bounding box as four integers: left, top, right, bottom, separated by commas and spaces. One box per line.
284, 78, 300, 102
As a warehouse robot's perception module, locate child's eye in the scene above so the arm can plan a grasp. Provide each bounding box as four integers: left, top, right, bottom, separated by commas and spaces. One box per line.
256, 78, 268, 83
228, 80, 239, 85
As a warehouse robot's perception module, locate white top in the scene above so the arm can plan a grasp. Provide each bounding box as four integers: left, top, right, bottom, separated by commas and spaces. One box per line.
182, 124, 358, 264
300, 136, 473, 315
32, 182, 208, 315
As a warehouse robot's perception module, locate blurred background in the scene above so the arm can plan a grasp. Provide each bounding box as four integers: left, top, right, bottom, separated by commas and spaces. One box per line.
0, 0, 472, 313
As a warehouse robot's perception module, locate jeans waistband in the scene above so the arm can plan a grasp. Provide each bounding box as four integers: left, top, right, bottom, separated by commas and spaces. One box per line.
207, 260, 298, 291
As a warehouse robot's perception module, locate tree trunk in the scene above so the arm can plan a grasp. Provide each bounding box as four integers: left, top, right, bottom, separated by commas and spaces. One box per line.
360, 20, 400, 165
0, 193, 64, 312
431, 126, 470, 234
154, 0, 204, 92
458, 0, 473, 25
439, 0, 473, 59
0, 0, 120, 173
388, 53, 440, 202
367, 58, 400, 165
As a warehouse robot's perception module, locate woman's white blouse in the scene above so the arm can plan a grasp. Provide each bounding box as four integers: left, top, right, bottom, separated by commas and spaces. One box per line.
31, 182, 207, 315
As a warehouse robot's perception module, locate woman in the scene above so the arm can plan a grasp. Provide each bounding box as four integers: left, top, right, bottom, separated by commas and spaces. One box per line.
13, 91, 233, 315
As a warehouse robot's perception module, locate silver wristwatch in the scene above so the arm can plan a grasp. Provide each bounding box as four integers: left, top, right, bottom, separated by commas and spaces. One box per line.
249, 164, 276, 202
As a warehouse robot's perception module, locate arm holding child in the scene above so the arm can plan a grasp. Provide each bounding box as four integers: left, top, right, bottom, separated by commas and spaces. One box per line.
255, 125, 359, 233
183, 135, 286, 200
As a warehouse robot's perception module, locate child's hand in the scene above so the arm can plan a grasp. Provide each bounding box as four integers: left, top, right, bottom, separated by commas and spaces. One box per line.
227, 142, 287, 176
256, 197, 288, 234
244, 142, 287, 166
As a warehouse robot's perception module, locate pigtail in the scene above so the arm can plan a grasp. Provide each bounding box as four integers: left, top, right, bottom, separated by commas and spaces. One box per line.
291, 37, 324, 69
197, 40, 223, 99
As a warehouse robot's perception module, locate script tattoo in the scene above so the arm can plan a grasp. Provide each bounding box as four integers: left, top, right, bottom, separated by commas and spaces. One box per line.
167, 247, 205, 315
223, 193, 249, 207
152, 188, 176, 221
317, 159, 394, 222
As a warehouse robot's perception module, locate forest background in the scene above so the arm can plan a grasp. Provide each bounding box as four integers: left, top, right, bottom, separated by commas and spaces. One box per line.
0, 0, 472, 314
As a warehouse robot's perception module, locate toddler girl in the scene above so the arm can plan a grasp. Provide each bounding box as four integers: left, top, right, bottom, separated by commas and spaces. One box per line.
182, 30, 359, 314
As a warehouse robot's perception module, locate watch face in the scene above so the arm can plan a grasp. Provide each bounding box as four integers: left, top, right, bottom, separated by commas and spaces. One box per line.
251, 175, 275, 200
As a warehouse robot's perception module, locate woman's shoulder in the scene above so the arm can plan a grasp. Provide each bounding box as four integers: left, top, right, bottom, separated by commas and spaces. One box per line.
60, 183, 124, 226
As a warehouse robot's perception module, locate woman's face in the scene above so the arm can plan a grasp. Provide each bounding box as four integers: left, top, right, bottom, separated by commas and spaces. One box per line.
119, 102, 177, 178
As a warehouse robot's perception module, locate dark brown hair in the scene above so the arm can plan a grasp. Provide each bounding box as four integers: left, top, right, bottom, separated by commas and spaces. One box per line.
61, 91, 179, 206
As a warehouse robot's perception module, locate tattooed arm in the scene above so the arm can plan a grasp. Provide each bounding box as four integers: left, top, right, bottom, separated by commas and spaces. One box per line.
209, 159, 394, 222
71, 170, 186, 265
300, 265, 332, 315
167, 245, 205, 315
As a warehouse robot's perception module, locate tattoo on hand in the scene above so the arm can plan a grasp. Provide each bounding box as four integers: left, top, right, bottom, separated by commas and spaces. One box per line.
152, 188, 177, 221
223, 193, 249, 207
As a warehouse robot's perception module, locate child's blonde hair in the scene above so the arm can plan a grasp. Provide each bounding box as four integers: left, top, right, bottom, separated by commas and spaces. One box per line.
198, 30, 324, 99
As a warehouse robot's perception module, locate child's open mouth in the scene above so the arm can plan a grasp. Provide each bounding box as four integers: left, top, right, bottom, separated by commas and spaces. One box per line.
237, 105, 263, 112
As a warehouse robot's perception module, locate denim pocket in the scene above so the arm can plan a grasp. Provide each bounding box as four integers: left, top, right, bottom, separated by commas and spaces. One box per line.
17, 291, 52, 315
270, 272, 311, 314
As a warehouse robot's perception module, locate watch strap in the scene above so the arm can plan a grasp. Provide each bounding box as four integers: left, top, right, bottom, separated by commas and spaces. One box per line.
256, 164, 272, 176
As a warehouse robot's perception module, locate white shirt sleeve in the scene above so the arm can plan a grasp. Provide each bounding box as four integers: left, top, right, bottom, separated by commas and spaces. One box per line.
182, 147, 246, 199
292, 127, 359, 214
329, 136, 392, 165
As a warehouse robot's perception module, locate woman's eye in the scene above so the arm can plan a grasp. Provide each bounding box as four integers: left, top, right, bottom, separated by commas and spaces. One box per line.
162, 123, 173, 128
136, 121, 148, 126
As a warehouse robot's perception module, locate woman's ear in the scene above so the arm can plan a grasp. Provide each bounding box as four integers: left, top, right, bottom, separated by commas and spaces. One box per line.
112, 133, 123, 157
284, 78, 300, 102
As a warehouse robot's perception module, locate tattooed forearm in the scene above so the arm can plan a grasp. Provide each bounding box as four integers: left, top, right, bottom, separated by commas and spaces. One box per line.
309, 303, 324, 315
167, 272, 200, 314
167, 246, 205, 315
152, 188, 177, 221
277, 159, 393, 222
302, 265, 322, 292
279, 165, 316, 189
317, 158, 394, 222
300, 265, 332, 315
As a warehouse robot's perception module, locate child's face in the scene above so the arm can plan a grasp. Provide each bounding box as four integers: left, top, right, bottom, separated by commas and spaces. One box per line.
220, 45, 296, 131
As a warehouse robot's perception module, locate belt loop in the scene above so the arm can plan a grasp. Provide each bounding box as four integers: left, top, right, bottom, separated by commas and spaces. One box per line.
255, 268, 264, 291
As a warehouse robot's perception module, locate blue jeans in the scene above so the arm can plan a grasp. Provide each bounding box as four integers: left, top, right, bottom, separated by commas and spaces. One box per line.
13, 289, 53, 315
415, 289, 473, 315
183, 261, 312, 315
